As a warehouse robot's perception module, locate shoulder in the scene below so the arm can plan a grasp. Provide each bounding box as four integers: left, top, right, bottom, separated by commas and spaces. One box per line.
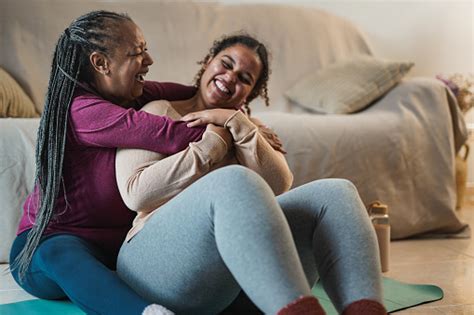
70, 87, 117, 112
72, 89, 105, 105
69, 89, 124, 124
140, 100, 173, 116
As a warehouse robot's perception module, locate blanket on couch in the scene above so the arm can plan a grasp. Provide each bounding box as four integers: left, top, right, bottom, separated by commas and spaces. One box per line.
257, 77, 468, 239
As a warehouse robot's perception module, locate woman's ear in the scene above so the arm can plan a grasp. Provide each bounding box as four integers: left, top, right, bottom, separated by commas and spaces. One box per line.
89, 52, 110, 75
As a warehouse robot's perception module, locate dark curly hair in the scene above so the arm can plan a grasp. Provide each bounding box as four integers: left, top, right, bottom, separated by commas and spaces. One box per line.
194, 33, 271, 116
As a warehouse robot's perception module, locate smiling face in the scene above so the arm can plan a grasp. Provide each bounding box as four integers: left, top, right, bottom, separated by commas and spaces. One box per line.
199, 44, 263, 110
91, 20, 153, 107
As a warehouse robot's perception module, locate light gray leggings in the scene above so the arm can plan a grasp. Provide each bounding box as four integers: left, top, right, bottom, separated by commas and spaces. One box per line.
117, 165, 382, 314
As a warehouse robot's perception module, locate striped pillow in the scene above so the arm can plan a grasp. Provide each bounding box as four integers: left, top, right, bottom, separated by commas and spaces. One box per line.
285, 56, 414, 114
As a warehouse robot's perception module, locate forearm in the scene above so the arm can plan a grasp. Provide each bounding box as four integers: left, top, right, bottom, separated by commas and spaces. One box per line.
70, 96, 204, 154
116, 131, 228, 212
136, 81, 196, 105
225, 112, 294, 195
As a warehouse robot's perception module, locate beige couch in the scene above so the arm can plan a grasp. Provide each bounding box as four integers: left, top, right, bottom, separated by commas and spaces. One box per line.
0, 1, 468, 262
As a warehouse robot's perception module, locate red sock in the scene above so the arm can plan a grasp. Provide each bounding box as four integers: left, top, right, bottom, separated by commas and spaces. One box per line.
277, 296, 326, 315
342, 299, 387, 315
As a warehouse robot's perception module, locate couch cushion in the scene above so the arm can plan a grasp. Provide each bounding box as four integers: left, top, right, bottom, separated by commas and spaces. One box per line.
0, 67, 39, 118
0, 118, 39, 263
284, 55, 414, 114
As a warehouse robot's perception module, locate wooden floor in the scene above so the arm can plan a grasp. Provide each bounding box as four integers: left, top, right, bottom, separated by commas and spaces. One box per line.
384, 194, 474, 314
1, 199, 473, 314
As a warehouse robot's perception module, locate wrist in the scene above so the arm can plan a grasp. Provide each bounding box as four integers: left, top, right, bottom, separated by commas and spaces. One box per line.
223, 110, 240, 128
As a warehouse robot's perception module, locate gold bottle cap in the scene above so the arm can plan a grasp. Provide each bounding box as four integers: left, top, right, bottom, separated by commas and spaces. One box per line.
368, 201, 388, 215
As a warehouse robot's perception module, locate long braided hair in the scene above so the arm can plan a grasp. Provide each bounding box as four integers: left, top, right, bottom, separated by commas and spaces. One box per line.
194, 33, 271, 116
12, 10, 133, 281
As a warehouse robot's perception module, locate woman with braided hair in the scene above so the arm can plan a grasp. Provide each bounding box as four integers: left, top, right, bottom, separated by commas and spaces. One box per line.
9, 10, 209, 315
115, 34, 387, 315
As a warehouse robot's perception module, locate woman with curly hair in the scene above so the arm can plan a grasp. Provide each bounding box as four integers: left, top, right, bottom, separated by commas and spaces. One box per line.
115, 34, 387, 315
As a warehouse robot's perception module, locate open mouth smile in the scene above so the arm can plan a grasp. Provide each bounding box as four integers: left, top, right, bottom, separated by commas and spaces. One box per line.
135, 71, 147, 83
214, 79, 232, 97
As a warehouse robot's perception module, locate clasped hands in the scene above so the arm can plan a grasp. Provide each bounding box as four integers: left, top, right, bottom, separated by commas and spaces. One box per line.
181, 109, 285, 154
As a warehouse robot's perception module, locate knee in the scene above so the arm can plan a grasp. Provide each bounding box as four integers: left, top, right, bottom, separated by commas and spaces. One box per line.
212, 164, 252, 177
315, 178, 359, 199
208, 165, 267, 192
330, 178, 357, 191
300, 179, 364, 216
316, 179, 370, 220
205, 165, 278, 216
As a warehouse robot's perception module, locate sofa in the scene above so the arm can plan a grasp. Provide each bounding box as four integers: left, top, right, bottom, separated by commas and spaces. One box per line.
0, 1, 468, 263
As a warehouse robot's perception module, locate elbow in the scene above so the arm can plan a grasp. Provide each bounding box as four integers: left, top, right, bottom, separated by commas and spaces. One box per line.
272, 170, 294, 196
119, 182, 142, 212
121, 193, 142, 212
120, 175, 168, 212
286, 171, 294, 191
117, 174, 149, 212
121, 188, 158, 212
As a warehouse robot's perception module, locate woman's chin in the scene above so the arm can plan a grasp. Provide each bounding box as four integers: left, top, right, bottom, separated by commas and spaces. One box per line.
205, 98, 236, 110
205, 91, 233, 107
203, 99, 220, 109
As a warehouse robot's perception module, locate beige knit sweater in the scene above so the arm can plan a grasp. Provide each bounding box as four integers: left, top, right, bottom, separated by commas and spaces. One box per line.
116, 100, 293, 242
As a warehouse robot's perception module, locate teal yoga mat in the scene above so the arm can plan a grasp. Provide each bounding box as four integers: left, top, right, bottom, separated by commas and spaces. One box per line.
0, 299, 84, 315
312, 277, 444, 314
0, 277, 443, 314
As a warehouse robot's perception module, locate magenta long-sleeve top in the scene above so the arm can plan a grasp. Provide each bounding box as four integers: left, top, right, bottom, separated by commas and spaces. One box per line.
17, 81, 204, 257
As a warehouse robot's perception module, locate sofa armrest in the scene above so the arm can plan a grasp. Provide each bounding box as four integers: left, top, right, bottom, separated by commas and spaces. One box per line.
0, 118, 39, 263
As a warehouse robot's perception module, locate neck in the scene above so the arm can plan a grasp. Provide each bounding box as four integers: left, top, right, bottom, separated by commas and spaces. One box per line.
171, 91, 207, 116
89, 80, 133, 108
194, 91, 208, 111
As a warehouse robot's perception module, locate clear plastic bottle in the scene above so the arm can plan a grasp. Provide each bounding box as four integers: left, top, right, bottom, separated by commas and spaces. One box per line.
368, 201, 390, 273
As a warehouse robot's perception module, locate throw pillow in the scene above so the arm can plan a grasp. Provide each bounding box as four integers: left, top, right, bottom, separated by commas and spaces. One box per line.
0, 67, 39, 118
284, 55, 414, 114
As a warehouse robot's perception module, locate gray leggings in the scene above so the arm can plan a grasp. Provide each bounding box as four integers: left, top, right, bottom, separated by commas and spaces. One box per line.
117, 165, 382, 314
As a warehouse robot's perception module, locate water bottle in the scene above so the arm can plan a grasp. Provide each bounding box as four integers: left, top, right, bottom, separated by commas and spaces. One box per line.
368, 201, 390, 272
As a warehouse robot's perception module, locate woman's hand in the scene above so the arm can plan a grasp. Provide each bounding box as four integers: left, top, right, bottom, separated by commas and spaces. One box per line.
258, 125, 286, 154
183, 109, 286, 153
249, 117, 286, 154
181, 109, 236, 127
206, 124, 233, 149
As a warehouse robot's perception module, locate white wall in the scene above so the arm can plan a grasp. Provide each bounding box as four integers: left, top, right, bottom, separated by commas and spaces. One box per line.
221, 0, 474, 182
218, 0, 473, 77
